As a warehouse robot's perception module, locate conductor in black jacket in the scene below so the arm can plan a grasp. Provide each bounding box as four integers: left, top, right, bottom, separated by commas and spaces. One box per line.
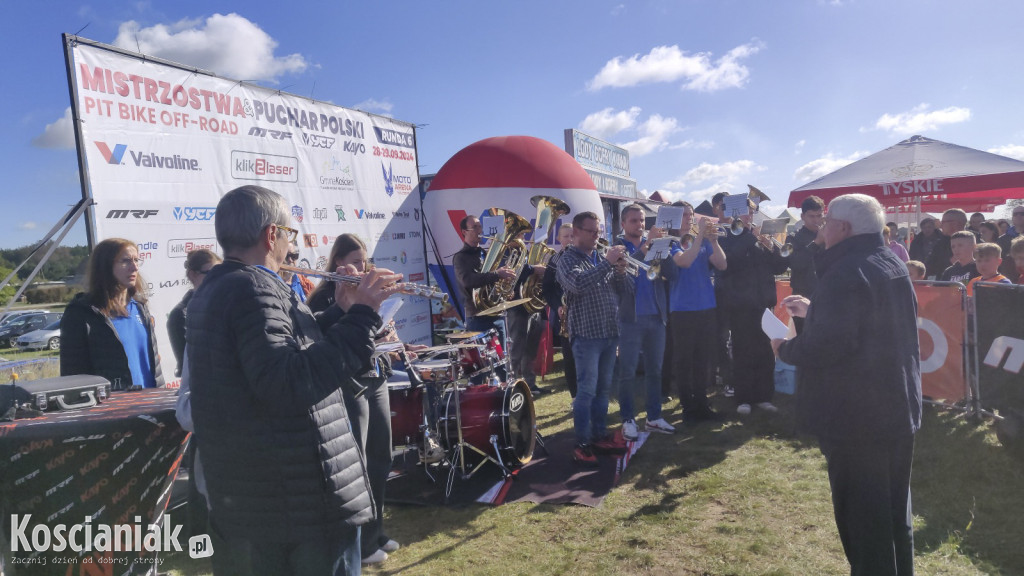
187, 185, 398, 575
774, 193, 921, 576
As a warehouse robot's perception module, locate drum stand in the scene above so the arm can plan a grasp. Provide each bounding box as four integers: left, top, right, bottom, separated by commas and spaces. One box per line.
443, 375, 514, 501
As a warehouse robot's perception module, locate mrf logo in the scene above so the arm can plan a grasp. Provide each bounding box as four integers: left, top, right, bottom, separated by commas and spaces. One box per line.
95, 142, 127, 164
107, 209, 158, 219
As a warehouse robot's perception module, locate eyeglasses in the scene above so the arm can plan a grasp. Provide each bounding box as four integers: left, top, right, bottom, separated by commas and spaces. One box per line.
276, 224, 299, 243
464, 224, 483, 231
577, 227, 600, 235
117, 257, 141, 268
286, 252, 299, 262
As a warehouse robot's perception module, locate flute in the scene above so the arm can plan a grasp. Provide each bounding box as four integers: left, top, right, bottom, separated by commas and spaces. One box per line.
280, 264, 449, 302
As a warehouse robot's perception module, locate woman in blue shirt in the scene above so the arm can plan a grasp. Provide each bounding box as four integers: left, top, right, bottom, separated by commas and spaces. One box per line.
60, 238, 164, 389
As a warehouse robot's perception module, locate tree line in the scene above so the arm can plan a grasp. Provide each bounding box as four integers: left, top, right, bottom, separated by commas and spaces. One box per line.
0, 243, 89, 304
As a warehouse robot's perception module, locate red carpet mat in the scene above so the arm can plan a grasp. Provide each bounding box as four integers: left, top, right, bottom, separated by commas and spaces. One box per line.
385, 430, 648, 508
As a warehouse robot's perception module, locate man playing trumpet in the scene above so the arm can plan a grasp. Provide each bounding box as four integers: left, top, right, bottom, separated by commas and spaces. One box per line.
717, 197, 789, 416
557, 212, 633, 466
668, 203, 727, 425
613, 203, 674, 439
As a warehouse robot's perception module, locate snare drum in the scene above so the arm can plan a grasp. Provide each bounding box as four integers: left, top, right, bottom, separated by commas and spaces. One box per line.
387, 383, 424, 448
439, 379, 536, 469
410, 359, 455, 384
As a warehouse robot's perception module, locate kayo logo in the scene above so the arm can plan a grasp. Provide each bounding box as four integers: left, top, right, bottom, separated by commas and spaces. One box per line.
95, 142, 127, 165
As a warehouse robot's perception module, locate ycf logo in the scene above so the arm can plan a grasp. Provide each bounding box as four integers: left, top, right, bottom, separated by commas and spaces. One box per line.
107, 209, 158, 219
382, 163, 413, 196
301, 133, 335, 149
173, 207, 216, 221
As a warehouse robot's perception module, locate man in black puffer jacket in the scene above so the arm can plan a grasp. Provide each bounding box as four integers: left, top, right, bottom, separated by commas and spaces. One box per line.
774, 193, 921, 576
187, 185, 397, 575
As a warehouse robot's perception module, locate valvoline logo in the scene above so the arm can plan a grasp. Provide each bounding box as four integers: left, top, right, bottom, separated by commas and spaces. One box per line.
95, 142, 128, 164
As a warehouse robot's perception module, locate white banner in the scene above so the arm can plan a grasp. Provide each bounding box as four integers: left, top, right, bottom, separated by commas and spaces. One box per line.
68, 38, 430, 386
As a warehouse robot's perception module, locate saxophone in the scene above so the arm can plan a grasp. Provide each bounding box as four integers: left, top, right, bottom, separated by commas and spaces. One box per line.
521, 195, 571, 314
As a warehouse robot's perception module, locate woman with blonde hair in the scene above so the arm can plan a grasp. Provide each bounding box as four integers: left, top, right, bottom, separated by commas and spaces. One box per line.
60, 238, 164, 389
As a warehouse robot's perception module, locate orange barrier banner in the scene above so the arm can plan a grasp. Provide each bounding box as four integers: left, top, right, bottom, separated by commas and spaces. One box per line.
914, 282, 967, 402
771, 279, 966, 403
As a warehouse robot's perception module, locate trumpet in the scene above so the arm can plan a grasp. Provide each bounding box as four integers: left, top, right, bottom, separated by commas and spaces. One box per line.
279, 264, 449, 302
758, 234, 793, 258
596, 239, 651, 277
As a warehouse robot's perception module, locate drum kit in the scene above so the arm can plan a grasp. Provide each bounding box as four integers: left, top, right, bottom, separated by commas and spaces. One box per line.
389, 327, 544, 498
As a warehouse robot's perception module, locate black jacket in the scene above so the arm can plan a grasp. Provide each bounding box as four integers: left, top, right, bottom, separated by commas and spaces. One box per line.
60, 293, 165, 390
453, 242, 504, 319
718, 230, 789, 310
166, 289, 192, 377
186, 260, 381, 541
923, 233, 952, 279
778, 233, 922, 442
786, 226, 822, 297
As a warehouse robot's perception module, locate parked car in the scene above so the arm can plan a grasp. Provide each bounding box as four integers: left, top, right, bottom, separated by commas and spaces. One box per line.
15, 320, 62, 351
0, 312, 62, 348
0, 309, 47, 327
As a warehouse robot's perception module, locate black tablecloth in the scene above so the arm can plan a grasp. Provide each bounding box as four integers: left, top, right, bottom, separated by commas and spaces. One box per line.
0, 388, 187, 575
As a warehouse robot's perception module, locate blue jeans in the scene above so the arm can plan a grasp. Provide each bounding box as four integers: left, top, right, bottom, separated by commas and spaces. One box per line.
616, 315, 666, 422
572, 336, 619, 445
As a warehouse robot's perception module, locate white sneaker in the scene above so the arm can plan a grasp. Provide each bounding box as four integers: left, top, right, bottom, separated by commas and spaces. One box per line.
756, 402, 778, 413
381, 539, 400, 552
362, 549, 388, 565
737, 403, 752, 415
645, 418, 676, 434
622, 419, 639, 441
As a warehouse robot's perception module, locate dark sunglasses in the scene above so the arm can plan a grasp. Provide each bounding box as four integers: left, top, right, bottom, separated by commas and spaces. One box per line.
286, 252, 300, 261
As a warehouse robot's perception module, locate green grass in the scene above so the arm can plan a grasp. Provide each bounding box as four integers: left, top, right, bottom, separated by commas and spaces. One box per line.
158, 363, 1023, 575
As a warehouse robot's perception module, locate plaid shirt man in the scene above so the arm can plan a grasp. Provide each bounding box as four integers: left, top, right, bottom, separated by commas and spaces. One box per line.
556, 244, 632, 339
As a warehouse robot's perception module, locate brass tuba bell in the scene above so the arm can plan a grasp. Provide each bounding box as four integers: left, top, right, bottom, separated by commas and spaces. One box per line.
472, 208, 533, 312
521, 195, 571, 314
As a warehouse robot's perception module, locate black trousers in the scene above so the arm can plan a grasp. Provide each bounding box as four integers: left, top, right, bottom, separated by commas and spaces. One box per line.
670, 309, 717, 413
725, 305, 776, 405
818, 434, 916, 576
507, 307, 537, 387
343, 379, 392, 558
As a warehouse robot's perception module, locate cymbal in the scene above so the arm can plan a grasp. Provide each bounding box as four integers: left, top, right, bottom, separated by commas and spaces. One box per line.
446, 331, 482, 340
477, 297, 532, 316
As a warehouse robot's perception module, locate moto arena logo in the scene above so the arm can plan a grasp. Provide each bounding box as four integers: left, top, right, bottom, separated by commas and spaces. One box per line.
94, 142, 200, 171
230, 150, 298, 183
382, 162, 413, 197
8, 514, 213, 560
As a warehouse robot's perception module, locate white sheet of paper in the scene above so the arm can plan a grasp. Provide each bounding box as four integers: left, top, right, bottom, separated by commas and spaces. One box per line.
655, 205, 684, 231
761, 308, 789, 340
723, 194, 750, 219
378, 298, 404, 325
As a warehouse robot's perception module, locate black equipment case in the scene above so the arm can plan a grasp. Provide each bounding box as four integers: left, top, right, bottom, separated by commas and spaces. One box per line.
0, 374, 110, 415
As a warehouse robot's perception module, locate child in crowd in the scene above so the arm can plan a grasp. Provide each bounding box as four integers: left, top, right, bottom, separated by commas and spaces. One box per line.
1011, 237, 1024, 284
939, 231, 980, 284
906, 260, 926, 281
966, 243, 1012, 296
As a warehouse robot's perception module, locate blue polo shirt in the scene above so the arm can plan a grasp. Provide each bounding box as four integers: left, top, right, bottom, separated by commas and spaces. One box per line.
620, 237, 658, 317
110, 299, 156, 388
669, 239, 716, 312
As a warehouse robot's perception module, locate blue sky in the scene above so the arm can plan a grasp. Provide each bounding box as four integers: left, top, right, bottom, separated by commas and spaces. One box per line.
3, 0, 1024, 249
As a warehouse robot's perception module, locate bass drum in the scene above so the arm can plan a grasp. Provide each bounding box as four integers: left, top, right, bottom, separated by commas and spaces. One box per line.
439, 379, 536, 469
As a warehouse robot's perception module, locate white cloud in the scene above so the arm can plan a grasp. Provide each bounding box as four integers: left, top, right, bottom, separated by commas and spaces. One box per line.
610, 4, 626, 16
113, 13, 308, 82
987, 144, 1024, 161
31, 107, 75, 149
660, 160, 765, 205
579, 107, 641, 138
794, 139, 806, 154
18, 222, 38, 231
619, 114, 679, 157
793, 151, 870, 182
353, 98, 394, 116
669, 139, 714, 151
587, 40, 763, 92
866, 104, 971, 135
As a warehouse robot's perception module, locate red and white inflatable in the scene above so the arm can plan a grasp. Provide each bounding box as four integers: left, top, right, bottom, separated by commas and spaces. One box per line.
422, 135, 602, 320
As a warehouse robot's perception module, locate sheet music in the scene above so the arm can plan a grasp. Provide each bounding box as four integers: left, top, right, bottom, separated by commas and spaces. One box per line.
758, 218, 789, 236
647, 237, 675, 261
722, 195, 750, 219
655, 205, 684, 231
761, 308, 789, 340
378, 298, 403, 325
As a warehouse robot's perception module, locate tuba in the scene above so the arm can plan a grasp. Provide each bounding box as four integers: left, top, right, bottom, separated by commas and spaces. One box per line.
522, 195, 571, 314
472, 208, 533, 311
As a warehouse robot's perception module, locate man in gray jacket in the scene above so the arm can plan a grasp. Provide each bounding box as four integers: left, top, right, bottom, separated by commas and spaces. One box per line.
187, 185, 397, 575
